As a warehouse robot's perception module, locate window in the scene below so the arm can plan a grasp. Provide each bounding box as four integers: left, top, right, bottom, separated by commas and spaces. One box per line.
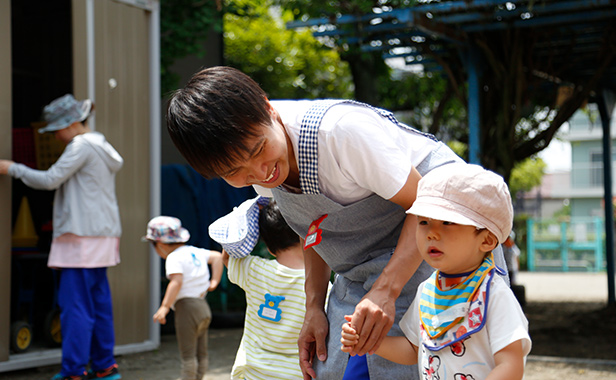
589, 150, 616, 187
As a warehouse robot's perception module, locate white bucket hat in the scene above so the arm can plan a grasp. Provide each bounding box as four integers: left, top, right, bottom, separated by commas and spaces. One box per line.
407, 163, 513, 244
39, 94, 92, 133
209, 196, 270, 258
142, 216, 190, 243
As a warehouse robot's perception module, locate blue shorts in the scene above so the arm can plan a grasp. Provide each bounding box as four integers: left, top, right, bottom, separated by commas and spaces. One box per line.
342, 354, 370, 380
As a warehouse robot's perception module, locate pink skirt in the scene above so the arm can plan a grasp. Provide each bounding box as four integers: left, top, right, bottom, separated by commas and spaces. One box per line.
48, 233, 120, 268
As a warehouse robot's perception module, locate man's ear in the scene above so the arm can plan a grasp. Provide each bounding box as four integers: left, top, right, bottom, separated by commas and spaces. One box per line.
266, 97, 275, 113
480, 231, 499, 253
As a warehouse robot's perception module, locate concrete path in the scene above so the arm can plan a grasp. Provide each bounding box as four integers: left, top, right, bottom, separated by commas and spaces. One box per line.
517, 271, 612, 302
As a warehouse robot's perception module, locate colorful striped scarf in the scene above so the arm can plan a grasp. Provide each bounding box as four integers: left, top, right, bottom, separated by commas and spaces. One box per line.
419, 253, 495, 340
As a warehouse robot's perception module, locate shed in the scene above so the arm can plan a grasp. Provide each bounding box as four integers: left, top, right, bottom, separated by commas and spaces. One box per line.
0, 0, 161, 372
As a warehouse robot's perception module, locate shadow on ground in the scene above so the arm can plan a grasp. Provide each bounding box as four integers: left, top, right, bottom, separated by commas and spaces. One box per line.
525, 301, 616, 360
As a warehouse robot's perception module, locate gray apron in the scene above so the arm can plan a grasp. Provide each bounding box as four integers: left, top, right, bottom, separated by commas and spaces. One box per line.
272, 100, 500, 379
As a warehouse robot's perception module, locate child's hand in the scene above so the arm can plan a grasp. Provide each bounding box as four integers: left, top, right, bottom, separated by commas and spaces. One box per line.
341, 315, 360, 354
153, 305, 170, 325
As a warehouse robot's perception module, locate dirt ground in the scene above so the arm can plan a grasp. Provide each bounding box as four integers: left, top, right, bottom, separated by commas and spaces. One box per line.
524, 300, 616, 379
2, 301, 616, 379
524, 301, 616, 360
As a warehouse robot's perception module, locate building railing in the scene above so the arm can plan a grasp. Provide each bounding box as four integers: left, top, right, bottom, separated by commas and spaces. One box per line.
571, 161, 616, 189
526, 217, 604, 272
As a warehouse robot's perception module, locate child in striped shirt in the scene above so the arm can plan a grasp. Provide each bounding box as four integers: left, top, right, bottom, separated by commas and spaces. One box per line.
210, 198, 307, 380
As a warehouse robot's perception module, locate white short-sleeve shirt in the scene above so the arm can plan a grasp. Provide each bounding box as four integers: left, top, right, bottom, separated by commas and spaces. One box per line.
165, 245, 212, 306
399, 275, 532, 379
254, 100, 440, 205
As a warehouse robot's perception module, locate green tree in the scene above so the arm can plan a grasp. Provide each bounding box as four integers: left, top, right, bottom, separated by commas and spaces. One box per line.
508, 157, 547, 200
159, 0, 352, 99
379, 71, 467, 142
160, 0, 223, 95
275, 0, 418, 104
224, 0, 353, 99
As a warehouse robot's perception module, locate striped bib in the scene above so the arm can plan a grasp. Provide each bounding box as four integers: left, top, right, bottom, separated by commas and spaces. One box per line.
418, 253, 497, 351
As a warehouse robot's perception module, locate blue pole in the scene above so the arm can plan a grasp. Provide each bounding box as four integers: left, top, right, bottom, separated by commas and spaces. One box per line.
596, 217, 604, 272
561, 221, 568, 272
527, 219, 535, 271
466, 44, 481, 164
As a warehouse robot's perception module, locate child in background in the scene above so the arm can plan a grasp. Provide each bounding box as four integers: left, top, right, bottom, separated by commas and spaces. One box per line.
209, 197, 308, 380
341, 163, 532, 380
143, 216, 223, 380
0, 94, 123, 380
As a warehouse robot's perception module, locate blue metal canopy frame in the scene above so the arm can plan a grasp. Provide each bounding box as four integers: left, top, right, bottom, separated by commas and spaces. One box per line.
288, 0, 616, 305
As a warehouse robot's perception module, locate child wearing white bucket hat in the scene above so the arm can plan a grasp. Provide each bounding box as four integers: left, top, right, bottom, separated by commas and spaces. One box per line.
143, 216, 223, 380
341, 163, 531, 380
209, 197, 313, 380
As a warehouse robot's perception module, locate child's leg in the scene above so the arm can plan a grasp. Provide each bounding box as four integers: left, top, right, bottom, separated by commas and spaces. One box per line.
175, 299, 198, 380
89, 268, 117, 371
58, 268, 94, 376
175, 298, 211, 380
195, 301, 212, 379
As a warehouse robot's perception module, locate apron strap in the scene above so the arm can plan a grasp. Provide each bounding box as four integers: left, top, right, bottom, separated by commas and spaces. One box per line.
298, 99, 438, 195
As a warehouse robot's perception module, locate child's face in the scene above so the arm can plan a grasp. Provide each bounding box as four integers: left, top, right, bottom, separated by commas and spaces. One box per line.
415, 216, 492, 274
218, 120, 292, 189
54, 123, 77, 144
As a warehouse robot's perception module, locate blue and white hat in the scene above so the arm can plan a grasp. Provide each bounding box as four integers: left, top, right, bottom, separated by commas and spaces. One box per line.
142, 216, 191, 243
39, 94, 92, 133
208, 196, 270, 258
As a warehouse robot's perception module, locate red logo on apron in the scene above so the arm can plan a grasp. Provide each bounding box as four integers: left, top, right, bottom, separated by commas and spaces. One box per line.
304, 214, 328, 250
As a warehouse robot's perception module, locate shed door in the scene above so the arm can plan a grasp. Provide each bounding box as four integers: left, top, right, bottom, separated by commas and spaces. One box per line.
73, 0, 152, 345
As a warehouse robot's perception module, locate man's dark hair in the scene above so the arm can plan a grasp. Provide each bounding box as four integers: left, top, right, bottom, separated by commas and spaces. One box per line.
259, 200, 300, 255
166, 66, 271, 179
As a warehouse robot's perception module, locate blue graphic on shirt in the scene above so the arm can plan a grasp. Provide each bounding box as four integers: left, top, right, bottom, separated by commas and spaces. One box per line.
191, 253, 201, 267
258, 293, 285, 322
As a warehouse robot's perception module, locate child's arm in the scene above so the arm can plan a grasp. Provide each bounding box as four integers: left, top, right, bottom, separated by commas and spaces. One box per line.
208, 250, 224, 291
375, 336, 418, 365
486, 340, 525, 380
153, 273, 182, 325
221, 249, 230, 268
341, 316, 418, 366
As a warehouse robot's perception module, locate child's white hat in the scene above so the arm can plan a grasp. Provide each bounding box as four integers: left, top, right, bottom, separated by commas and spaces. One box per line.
142, 216, 190, 243
407, 163, 513, 244
209, 196, 270, 258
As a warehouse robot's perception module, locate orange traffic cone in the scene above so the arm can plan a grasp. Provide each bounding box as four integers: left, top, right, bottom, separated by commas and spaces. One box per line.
12, 196, 39, 248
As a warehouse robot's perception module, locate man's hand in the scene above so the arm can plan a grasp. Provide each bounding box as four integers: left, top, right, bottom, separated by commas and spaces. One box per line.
349, 287, 396, 356
298, 308, 329, 379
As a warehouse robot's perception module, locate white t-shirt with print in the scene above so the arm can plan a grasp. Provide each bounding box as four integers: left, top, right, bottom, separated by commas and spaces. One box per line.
165, 245, 212, 306
399, 275, 532, 380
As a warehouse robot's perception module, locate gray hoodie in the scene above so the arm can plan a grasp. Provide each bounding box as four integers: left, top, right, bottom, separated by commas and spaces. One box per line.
10, 132, 123, 238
